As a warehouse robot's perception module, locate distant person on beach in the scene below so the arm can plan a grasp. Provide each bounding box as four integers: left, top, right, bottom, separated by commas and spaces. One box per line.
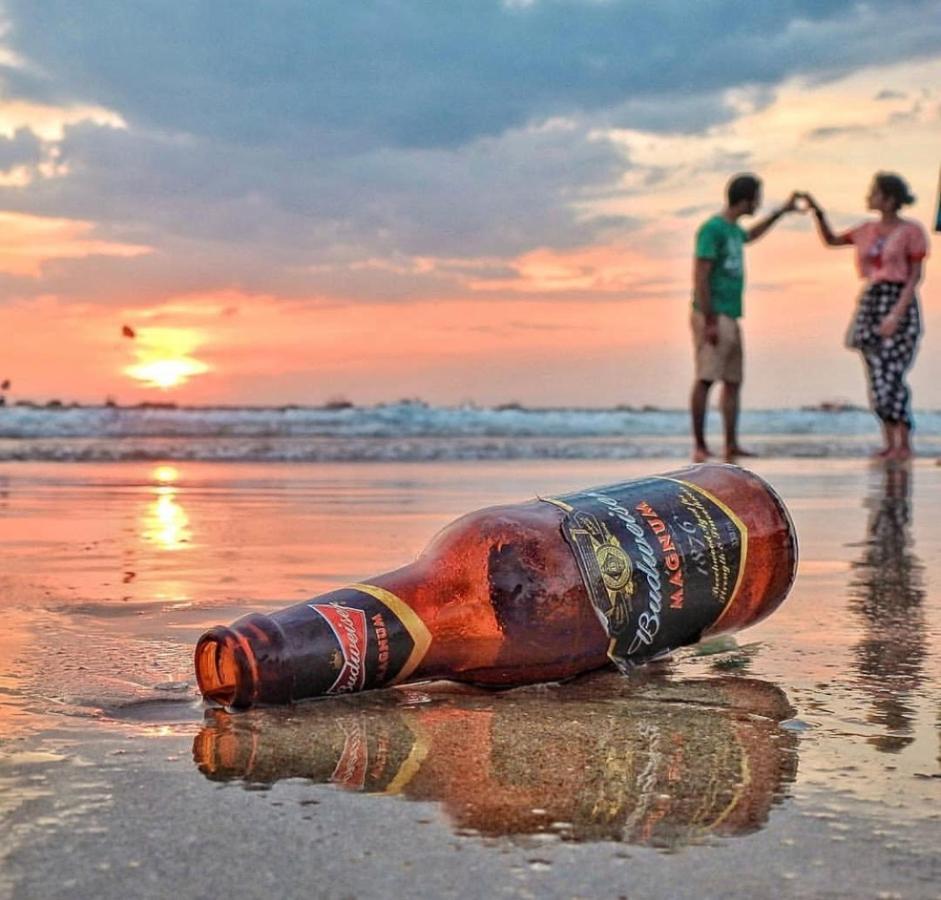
690, 174, 801, 462
804, 173, 928, 462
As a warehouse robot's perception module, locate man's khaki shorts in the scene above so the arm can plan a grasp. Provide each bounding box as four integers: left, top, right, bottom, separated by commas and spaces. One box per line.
691, 311, 743, 384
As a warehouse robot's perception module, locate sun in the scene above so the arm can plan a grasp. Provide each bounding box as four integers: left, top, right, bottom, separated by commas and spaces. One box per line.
123, 326, 210, 390
126, 357, 209, 389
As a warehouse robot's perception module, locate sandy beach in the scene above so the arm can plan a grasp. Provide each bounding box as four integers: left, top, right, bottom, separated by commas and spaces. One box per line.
0, 2, 938, 897
2, 457, 940, 899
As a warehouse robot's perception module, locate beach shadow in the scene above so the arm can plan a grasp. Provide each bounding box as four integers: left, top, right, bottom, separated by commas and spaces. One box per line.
847, 466, 926, 752
192, 671, 798, 850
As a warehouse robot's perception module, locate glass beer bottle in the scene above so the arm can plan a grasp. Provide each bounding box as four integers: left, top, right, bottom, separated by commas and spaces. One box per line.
195, 463, 797, 708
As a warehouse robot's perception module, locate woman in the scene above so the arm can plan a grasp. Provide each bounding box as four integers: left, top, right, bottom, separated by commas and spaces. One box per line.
804, 174, 928, 461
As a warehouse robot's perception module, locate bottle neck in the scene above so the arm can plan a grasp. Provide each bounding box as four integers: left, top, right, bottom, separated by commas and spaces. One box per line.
195, 613, 294, 708
195, 565, 440, 707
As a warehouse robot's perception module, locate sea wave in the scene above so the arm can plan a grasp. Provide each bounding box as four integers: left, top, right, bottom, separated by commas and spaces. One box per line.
0, 402, 939, 461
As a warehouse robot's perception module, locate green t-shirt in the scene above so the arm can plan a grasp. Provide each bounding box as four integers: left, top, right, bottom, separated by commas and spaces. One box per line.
693, 215, 746, 319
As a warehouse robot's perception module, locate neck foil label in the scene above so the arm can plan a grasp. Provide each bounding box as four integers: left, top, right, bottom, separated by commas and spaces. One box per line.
544, 477, 747, 671
304, 584, 431, 695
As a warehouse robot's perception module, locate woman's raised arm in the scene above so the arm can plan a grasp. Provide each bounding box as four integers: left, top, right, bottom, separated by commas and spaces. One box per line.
804, 193, 853, 247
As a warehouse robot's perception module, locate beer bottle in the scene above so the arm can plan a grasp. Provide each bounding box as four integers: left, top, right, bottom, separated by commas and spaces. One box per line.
195, 463, 797, 708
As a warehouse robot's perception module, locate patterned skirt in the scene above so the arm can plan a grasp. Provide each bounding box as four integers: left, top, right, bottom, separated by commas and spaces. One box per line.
848, 281, 921, 428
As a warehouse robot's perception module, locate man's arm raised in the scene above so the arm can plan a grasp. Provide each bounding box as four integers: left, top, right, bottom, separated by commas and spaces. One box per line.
746, 192, 800, 243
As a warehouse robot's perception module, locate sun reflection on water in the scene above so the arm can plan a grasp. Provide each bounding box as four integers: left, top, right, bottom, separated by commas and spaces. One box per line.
142, 466, 191, 551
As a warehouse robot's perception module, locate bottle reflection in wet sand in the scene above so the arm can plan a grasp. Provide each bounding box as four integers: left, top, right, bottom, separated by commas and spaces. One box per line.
193, 674, 798, 849
848, 466, 926, 752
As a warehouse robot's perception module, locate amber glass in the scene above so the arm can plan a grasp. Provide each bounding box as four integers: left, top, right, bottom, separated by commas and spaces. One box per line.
195, 463, 797, 707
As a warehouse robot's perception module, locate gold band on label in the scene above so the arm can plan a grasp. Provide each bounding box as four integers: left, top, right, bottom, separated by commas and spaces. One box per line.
661, 477, 749, 629
349, 582, 432, 684
540, 495, 574, 513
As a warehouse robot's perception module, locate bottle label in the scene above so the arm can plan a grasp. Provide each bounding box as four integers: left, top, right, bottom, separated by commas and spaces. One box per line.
307, 584, 431, 694
545, 477, 747, 671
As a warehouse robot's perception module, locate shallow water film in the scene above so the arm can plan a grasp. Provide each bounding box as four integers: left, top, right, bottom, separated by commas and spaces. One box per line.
1, 459, 940, 899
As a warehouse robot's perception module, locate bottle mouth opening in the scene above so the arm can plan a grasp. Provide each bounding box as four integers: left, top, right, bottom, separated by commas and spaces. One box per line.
195, 631, 240, 706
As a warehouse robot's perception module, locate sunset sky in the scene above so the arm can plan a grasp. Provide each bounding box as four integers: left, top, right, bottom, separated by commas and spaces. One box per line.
0, 1, 939, 409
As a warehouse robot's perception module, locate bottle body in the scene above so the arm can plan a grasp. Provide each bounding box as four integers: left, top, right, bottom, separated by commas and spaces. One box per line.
195, 464, 797, 708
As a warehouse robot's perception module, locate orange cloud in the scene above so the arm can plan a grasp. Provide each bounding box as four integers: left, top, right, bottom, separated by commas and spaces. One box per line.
0, 100, 125, 141
468, 244, 674, 295
0, 212, 150, 276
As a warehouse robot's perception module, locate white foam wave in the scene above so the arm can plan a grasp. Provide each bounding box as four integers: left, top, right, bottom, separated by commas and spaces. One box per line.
1, 403, 938, 460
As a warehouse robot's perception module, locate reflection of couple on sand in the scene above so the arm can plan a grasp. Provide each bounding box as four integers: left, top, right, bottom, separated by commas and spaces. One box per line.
691, 172, 928, 463
849, 465, 926, 753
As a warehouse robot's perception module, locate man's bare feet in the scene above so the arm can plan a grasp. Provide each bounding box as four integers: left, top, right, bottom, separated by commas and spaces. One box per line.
692, 446, 712, 463
870, 447, 892, 460
725, 446, 757, 462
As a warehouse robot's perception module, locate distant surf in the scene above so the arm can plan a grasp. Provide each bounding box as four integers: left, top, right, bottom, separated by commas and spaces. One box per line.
1, 401, 940, 461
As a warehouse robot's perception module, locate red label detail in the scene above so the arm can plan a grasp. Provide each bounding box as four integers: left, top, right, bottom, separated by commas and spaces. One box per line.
637, 499, 685, 609
311, 602, 368, 693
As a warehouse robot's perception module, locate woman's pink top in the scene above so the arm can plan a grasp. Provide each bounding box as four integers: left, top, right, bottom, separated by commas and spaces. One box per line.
842, 219, 928, 283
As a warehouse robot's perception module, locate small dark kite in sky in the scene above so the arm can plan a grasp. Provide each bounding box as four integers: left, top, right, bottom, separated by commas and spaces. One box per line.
122, 325, 136, 339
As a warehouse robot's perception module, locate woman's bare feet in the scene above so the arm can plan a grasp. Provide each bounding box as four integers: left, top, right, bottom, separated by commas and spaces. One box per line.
692, 445, 713, 463
870, 447, 893, 460
886, 447, 914, 463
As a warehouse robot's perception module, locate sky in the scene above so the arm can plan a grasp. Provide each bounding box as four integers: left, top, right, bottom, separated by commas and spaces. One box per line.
0, 0, 939, 409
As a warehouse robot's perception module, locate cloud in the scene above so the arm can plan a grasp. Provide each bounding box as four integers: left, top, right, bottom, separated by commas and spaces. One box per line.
805, 124, 871, 140
4, 1, 940, 148
0, 0, 939, 304
674, 203, 715, 219
0, 209, 148, 277
887, 100, 925, 123
0, 117, 641, 301
691, 149, 754, 175
0, 126, 40, 170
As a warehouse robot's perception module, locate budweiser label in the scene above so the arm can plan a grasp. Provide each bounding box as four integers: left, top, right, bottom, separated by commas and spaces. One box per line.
311, 603, 369, 693
545, 477, 747, 670
307, 584, 431, 695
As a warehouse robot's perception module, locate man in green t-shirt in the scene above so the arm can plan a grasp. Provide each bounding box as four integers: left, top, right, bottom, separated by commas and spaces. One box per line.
690, 173, 801, 462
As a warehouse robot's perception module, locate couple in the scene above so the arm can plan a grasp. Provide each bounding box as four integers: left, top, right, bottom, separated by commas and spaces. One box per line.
691, 172, 928, 463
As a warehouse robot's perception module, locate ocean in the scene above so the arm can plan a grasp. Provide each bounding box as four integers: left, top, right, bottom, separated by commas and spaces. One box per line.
1, 401, 940, 461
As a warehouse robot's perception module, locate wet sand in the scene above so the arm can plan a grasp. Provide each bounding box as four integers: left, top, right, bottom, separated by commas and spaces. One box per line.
1, 459, 940, 899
